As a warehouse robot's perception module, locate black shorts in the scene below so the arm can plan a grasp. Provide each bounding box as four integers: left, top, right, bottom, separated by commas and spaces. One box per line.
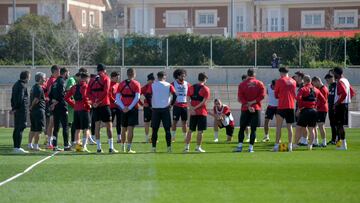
30, 110, 45, 132
317, 111, 327, 123
143, 106, 152, 122
173, 106, 188, 121
240, 110, 260, 129
219, 123, 234, 137
93, 105, 112, 123
265, 106, 277, 120
73, 110, 90, 130
334, 103, 348, 126
297, 108, 317, 128
152, 108, 171, 129
121, 108, 139, 127
45, 103, 53, 117
189, 115, 207, 131
277, 109, 295, 124
328, 108, 336, 126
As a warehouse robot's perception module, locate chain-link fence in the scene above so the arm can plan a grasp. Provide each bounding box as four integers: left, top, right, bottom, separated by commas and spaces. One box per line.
1, 29, 359, 68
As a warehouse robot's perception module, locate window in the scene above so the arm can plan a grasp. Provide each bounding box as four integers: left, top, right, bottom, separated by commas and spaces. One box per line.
8, 7, 30, 24
165, 10, 188, 28
235, 7, 245, 32
82, 10, 87, 27
89, 11, 95, 27
236, 16, 244, 32
301, 10, 325, 28
281, 17, 285, 31
195, 10, 217, 27
271, 18, 278, 31
267, 8, 281, 32
334, 10, 358, 28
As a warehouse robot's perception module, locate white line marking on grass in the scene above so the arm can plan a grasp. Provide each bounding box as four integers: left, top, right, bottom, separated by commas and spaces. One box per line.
0, 151, 59, 187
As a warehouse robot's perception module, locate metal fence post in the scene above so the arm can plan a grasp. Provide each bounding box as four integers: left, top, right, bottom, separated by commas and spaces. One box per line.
344, 37, 347, 68
32, 32, 35, 69
299, 37, 302, 68
254, 39, 257, 68
166, 38, 169, 68
210, 37, 213, 68
122, 37, 125, 68
77, 32, 80, 69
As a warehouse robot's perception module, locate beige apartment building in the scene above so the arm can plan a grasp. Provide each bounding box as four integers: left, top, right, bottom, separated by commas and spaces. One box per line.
0, 0, 111, 33
115, 0, 360, 36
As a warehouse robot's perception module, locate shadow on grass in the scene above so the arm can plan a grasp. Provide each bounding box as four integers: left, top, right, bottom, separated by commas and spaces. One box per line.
0, 142, 323, 156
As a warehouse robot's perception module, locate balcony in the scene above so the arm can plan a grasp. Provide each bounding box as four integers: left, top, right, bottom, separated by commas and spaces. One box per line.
126, 27, 229, 37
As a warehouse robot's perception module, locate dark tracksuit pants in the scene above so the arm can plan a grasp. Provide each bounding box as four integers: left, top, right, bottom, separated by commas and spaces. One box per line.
13, 110, 27, 148
328, 106, 338, 142
151, 108, 172, 148
111, 108, 122, 136
90, 108, 95, 136
52, 109, 69, 147
238, 110, 260, 145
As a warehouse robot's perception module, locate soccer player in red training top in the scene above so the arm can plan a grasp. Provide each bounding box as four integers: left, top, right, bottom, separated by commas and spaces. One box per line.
184, 72, 210, 153
141, 73, 155, 143
311, 76, 329, 147
333, 67, 356, 150
43, 65, 60, 149
273, 67, 297, 152
234, 68, 265, 153
87, 64, 118, 153
146, 71, 176, 152
294, 75, 326, 150
208, 98, 235, 142
171, 69, 191, 142
109, 71, 122, 143
65, 72, 91, 152
115, 68, 141, 153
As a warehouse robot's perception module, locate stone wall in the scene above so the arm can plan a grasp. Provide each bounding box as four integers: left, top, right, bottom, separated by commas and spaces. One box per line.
0, 67, 359, 127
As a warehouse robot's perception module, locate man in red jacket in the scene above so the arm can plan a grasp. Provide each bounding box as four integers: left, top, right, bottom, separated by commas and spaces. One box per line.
87, 64, 117, 153
311, 76, 329, 147
273, 67, 297, 152
115, 68, 141, 153
65, 72, 91, 152
109, 71, 121, 143
234, 68, 265, 153
333, 67, 356, 150
294, 75, 326, 150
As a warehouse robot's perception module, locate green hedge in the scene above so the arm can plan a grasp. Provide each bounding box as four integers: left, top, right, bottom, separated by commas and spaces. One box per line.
1, 15, 360, 68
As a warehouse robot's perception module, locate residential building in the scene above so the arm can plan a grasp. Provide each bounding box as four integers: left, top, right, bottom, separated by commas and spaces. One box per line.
0, 0, 111, 33
113, 0, 359, 36
255, 0, 360, 32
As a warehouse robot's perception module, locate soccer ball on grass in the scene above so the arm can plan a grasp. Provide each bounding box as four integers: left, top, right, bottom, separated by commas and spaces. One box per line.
279, 143, 288, 152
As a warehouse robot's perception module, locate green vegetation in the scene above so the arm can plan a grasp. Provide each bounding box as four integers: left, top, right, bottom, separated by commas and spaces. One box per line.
0, 15, 359, 67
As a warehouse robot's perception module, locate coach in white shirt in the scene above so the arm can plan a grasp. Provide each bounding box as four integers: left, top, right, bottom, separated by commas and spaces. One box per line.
146, 71, 176, 152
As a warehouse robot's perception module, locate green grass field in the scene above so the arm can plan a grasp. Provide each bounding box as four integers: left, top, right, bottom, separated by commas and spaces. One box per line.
0, 127, 359, 203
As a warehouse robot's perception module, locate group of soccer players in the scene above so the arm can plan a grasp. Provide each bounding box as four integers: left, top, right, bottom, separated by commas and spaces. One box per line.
10, 64, 355, 154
